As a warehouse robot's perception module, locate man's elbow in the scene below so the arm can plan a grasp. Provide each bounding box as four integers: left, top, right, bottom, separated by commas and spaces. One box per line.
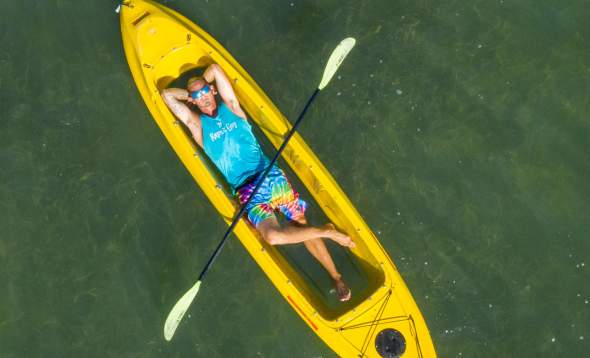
210, 63, 227, 78
160, 90, 177, 104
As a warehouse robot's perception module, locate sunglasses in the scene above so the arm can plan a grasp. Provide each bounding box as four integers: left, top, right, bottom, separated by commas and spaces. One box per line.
190, 85, 211, 100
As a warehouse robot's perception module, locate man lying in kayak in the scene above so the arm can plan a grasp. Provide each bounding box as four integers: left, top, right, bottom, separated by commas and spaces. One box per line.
161, 63, 354, 301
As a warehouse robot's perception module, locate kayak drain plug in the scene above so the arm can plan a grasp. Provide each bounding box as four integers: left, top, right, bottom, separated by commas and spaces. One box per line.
375, 328, 406, 358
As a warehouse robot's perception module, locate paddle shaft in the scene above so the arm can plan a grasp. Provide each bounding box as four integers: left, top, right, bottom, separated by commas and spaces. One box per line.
198, 88, 321, 281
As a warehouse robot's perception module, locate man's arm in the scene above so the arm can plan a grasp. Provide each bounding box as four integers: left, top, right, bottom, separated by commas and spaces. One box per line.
203, 64, 247, 119
161, 88, 204, 148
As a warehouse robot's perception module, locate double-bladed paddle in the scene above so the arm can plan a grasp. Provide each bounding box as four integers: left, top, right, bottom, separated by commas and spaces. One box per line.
164, 37, 356, 341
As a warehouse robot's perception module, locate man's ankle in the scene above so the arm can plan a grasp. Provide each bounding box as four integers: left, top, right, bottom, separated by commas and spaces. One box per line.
332, 273, 343, 281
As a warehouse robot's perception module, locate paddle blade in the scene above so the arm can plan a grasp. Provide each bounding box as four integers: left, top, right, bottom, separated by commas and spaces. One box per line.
164, 280, 201, 341
318, 37, 356, 90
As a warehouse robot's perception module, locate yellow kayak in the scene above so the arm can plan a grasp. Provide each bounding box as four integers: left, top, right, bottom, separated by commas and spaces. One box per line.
119, 1, 436, 356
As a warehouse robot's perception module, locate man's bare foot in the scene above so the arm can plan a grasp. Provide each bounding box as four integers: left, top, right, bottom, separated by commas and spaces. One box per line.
323, 223, 355, 248
334, 278, 352, 302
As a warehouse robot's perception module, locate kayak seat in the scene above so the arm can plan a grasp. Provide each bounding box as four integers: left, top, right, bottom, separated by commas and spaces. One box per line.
131, 11, 213, 89
154, 47, 212, 90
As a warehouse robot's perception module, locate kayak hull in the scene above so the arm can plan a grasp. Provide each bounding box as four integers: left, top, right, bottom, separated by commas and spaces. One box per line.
119, 1, 436, 356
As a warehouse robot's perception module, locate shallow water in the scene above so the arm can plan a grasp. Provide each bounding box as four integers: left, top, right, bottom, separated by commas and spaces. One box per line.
1, 0, 589, 357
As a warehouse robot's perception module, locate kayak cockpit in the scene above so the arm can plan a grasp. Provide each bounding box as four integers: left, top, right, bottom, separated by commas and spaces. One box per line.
157, 67, 387, 322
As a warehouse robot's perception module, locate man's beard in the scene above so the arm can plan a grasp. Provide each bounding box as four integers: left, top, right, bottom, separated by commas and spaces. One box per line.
187, 99, 217, 116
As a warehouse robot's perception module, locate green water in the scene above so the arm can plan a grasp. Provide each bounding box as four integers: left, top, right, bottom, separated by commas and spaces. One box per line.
1, 0, 589, 357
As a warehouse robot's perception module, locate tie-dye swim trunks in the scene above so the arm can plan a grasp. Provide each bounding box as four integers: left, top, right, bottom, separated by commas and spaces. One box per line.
236, 166, 307, 228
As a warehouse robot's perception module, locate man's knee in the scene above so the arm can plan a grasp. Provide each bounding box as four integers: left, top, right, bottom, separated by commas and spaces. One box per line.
262, 227, 284, 245
258, 218, 283, 245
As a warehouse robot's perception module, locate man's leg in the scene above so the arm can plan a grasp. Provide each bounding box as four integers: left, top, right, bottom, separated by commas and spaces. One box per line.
257, 215, 354, 247
241, 166, 352, 301
257, 216, 352, 301
292, 217, 352, 302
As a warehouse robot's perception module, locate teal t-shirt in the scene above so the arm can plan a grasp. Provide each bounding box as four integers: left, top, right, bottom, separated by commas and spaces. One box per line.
200, 102, 269, 189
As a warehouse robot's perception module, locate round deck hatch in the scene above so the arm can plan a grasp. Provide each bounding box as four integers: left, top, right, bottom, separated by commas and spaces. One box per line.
375, 328, 406, 357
